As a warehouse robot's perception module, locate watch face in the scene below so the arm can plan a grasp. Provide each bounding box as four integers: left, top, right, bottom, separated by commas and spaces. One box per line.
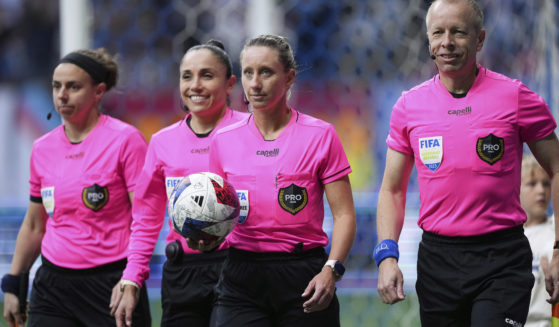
334, 261, 345, 276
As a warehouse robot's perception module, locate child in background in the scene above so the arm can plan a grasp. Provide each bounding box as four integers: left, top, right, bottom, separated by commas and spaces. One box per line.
522, 154, 554, 327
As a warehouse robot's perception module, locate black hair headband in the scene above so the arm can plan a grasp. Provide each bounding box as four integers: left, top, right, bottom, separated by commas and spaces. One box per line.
59, 52, 108, 84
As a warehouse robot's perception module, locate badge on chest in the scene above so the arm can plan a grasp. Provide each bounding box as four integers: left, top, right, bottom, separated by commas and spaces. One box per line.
278, 183, 308, 215
476, 133, 504, 165
41, 186, 55, 214
236, 190, 249, 223
82, 184, 109, 211
419, 136, 443, 171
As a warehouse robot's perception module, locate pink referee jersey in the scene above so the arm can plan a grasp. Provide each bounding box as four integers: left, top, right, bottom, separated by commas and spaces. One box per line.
209, 108, 351, 253
122, 108, 247, 286
29, 114, 147, 268
387, 66, 556, 236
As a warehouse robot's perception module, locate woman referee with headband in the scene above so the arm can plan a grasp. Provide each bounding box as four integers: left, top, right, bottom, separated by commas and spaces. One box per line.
1, 48, 151, 327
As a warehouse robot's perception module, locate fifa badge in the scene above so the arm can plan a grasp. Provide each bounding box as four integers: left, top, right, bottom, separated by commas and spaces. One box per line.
419, 136, 443, 171
165, 177, 184, 199
41, 186, 55, 214
236, 190, 249, 223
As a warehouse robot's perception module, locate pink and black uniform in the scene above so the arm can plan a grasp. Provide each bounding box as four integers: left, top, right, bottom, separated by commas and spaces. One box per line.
209, 108, 351, 327
387, 66, 556, 325
28, 114, 151, 326
121, 108, 247, 325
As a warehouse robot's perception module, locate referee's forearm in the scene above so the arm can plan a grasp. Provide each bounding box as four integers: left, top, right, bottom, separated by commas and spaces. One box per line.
376, 188, 406, 242
9, 222, 43, 275
329, 213, 356, 263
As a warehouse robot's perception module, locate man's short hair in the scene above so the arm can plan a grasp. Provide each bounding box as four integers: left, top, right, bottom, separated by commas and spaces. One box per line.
426, 0, 484, 32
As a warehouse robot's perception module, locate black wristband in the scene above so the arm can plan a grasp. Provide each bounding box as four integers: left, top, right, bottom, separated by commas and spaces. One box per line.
554, 241, 559, 250
1, 274, 20, 295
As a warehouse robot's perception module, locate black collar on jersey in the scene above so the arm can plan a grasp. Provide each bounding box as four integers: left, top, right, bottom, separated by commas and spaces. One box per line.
59, 53, 108, 84
449, 92, 467, 98
186, 115, 212, 138
447, 66, 479, 99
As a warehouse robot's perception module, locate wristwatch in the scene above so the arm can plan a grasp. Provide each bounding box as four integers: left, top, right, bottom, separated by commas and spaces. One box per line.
324, 260, 345, 281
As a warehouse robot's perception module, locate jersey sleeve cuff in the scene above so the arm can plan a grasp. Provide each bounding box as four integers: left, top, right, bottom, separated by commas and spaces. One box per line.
121, 265, 147, 287
30, 195, 42, 203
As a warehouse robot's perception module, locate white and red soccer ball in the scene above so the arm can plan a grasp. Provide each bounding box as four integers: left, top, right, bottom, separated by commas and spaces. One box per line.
168, 172, 240, 243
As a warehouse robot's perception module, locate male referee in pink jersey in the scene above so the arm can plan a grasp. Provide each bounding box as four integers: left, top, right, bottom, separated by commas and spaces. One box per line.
375, 0, 559, 326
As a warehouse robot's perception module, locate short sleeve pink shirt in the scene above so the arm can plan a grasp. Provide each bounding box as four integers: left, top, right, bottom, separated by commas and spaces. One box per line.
387, 66, 556, 236
29, 114, 147, 268
122, 108, 247, 285
209, 108, 351, 252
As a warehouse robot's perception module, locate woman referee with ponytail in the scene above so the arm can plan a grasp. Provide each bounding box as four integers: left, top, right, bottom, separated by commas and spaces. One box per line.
1, 48, 151, 327
113, 40, 247, 327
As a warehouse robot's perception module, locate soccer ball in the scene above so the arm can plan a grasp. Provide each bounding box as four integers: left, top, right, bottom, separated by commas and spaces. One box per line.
168, 172, 240, 243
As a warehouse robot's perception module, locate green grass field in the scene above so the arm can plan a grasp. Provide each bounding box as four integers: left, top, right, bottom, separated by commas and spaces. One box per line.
0, 293, 420, 327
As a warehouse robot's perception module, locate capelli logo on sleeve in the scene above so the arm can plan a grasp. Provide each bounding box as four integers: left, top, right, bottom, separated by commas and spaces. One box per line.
256, 148, 280, 157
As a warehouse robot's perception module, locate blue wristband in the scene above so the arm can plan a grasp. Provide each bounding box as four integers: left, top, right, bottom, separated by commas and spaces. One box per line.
373, 239, 399, 267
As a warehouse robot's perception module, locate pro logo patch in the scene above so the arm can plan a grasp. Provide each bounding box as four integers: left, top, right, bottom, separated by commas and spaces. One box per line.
82, 184, 109, 211
476, 133, 504, 165
278, 183, 308, 215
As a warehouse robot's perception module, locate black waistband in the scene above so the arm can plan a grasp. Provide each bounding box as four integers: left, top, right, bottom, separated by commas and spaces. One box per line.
422, 225, 524, 245
228, 246, 326, 262
165, 241, 228, 264
41, 256, 127, 275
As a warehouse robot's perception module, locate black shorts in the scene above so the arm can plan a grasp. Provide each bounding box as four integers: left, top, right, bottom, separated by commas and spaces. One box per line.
210, 247, 340, 327
416, 225, 534, 327
161, 246, 227, 327
27, 256, 151, 327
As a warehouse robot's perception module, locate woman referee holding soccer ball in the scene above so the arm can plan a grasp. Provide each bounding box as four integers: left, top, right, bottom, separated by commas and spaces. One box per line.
1, 48, 151, 327
113, 40, 247, 327
208, 34, 357, 327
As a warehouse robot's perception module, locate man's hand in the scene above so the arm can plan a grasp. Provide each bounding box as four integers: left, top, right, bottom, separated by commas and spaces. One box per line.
543, 252, 559, 303
377, 258, 406, 304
